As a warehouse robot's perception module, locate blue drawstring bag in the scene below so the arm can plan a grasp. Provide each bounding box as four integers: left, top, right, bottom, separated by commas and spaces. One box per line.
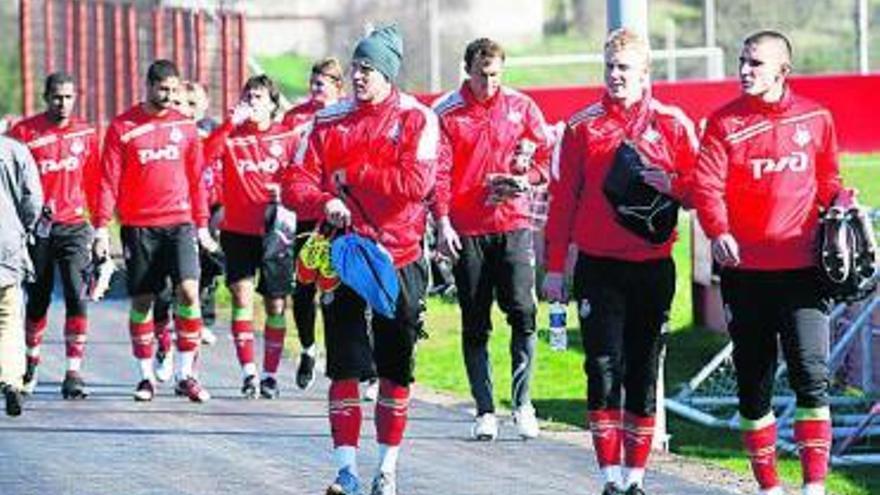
330, 233, 399, 318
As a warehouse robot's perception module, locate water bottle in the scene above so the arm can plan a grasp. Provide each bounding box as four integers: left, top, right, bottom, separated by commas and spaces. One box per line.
548, 301, 567, 351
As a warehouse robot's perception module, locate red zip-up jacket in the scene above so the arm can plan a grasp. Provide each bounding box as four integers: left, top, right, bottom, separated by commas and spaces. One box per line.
8, 114, 99, 224
432, 84, 552, 235
693, 89, 843, 270
281, 98, 326, 222
282, 90, 439, 267
545, 94, 698, 272
204, 120, 297, 236
95, 104, 207, 228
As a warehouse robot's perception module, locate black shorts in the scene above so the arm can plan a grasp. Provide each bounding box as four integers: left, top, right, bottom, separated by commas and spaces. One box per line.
220, 230, 294, 298
121, 223, 201, 296
322, 258, 428, 385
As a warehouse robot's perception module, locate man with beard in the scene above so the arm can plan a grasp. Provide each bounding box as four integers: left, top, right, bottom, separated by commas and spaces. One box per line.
94, 60, 214, 403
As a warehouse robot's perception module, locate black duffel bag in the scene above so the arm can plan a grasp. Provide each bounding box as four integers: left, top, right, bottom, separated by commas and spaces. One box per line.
602, 141, 680, 244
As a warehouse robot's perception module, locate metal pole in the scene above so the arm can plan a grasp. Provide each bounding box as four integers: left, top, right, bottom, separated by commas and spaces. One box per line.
113, 3, 124, 115
857, 0, 869, 74
20, 0, 34, 115
704, 0, 716, 47
44, 0, 54, 75
127, 4, 138, 107
427, 0, 441, 92
606, 0, 647, 37
77, 0, 87, 120
665, 18, 677, 82
96, 1, 106, 130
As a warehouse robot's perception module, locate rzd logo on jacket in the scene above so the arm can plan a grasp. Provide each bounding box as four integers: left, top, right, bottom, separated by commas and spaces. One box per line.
138, 144, 180, 164
750, 151, 808, 180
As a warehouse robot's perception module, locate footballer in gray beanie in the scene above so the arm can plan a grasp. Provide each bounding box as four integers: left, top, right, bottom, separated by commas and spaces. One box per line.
352, 25, 403, 82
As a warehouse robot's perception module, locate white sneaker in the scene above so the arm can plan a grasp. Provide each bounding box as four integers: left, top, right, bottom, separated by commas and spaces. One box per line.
200, 327, 218, 346
471, 412, 498, 441
154, 348, 174, 383
513, 404, 540, 439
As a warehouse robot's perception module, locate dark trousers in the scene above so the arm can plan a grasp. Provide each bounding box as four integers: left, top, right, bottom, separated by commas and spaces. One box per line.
26, 222, 91, 319
453, 229, 537, 414
721, 268, 832, 420
322, 259, 428, 386
573, 254, 675, 416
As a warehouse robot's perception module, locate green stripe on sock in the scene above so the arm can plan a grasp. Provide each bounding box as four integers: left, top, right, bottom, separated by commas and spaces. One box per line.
129, 309, 152, 324
266, 314, 285, 328
740, 412, 776, 431
175, 303, 202, 320
795, 406, 831, 421
232, 305, 253, 321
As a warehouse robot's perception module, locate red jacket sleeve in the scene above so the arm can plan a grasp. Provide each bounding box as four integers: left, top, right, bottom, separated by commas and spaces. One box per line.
347, 109, 438, 201
83, 133, 101, 216
815, 112, 842, 208
692, 117, 730, 239
544, 125, 584, 272
203, 120, 234, 163
523, 99, 552, 186
185, 133, 208, 227
282, 126, 334, 220
669, 115, 699, 208
6, 123, 27, 142
94, 122, 123, 228
430, 129, 453, 219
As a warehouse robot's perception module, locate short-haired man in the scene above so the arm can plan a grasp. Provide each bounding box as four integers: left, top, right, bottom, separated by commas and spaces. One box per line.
7, 73, 99, 399
281, 56, 346, 391
693, 30, 851, 495
283, 25, 438, 495
204, 74, 298, 399
543, 28, 697, 495
0, 135, 43, 416
432, 37, 552, 440
94, 59, 213, 403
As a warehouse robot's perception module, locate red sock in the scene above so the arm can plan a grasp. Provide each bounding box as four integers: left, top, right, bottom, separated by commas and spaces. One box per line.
174, 315, 202, 353
742, 421, 781, 490
329, 379, 362, 448
25, 316, 48, 363
154, 318, 172, 353
375, 378, 410, 446
624, 412, 656, 470
231, 319, 255, 367
795, 418, 831, 485
263, 324, 286, 374
129, 319, 155, 360
64, 316, 88, 359
588, 409, 623, 469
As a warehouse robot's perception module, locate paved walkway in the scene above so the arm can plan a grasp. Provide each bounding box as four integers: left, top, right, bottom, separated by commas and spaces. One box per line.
0, 300, 744, 495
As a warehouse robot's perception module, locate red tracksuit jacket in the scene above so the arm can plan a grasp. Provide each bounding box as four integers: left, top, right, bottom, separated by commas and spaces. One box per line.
544, 93, 698, 272
282, 90, 439, 267
281, 98, 326, 222
693, 89, 843, 270
8, 114, 99, 224
204, 120, 297, 236
432, 83, 552, 235
95, 104, 207, 228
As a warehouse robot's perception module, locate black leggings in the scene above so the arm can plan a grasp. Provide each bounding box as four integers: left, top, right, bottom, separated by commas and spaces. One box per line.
573, 254, 675, 416
721, 268, 832, 420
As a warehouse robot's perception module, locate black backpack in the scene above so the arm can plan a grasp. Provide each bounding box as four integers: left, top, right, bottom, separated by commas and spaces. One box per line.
602, 142, 680, 244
